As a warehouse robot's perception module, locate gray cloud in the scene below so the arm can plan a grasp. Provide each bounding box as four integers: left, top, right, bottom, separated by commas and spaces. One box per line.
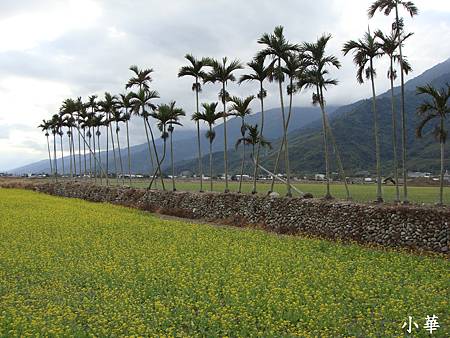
1, 0, 450, 170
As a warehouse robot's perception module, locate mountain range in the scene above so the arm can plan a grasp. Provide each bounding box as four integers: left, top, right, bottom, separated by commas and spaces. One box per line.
173, 57, 450, 176
11, 57, 450, 176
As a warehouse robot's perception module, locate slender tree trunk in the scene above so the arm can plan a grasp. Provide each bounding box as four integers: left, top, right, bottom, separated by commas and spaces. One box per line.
83, 128, 86, 178
115, 122, 125, 186
146, 118, 165, 190
77, 119, 81, 178
195, 80, 203, 192
93, 129, 97, 184
46, 134, 53, 177
53, 133, 58, 181
238, 118, 245, 193
68, 131, 73, 179
209, 126, 213, 192
126, 120, 132, 186
222, 81, 229, 192
170, 130, 176, 191
108, 116, 119, 185
252, 82, 265, 194
59, 134, 65, 177
106, 119, 109, 185
71, 127, 77, 178
439, 118, 445, 205
395, 6, 408, 203
318, 85, 332, 199
74, 125, 107, 180
269, 58, 288, 194
88, 132, 92, 179
389, 57, 400, 202
323, 104, 350, 200
142, 116, 156, 187
370, 60, 383, 203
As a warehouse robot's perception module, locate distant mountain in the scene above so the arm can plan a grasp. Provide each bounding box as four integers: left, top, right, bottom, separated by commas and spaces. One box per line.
11, 105, 336, 174
174, 57, 450, 176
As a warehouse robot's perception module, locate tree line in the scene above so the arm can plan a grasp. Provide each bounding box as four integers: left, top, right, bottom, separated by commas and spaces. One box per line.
38, 0, 449, 204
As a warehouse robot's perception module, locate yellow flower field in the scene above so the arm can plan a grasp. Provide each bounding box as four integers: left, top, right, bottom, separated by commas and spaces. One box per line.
0, 188, 448, 337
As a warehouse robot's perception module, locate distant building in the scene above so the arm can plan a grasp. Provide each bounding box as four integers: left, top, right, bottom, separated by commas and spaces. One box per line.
315, 173, 326, 181
408, 171, 431, 178
355, 170, 370, 177
180, 170, 193, 178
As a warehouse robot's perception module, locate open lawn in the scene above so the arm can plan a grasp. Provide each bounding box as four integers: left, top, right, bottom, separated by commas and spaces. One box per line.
121, 179, 450, 204
0, 188, 448, 336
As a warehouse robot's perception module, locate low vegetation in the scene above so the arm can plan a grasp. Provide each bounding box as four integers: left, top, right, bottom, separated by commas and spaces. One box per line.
113, 179, 449, 204
1, 189, 447, 336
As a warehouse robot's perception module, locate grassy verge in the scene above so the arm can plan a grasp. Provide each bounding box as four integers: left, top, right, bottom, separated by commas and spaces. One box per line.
0, 188, 448, 336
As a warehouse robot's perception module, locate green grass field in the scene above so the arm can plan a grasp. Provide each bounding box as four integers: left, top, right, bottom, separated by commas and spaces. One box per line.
0, 188, 448, 336
117, 179, 449, 204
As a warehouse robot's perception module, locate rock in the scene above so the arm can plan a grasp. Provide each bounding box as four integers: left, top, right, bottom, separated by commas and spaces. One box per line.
269, 192, 280, 198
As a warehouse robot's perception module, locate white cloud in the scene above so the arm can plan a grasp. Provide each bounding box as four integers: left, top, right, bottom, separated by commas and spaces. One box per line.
0, 0, 101, 52
0, 0, 449, 170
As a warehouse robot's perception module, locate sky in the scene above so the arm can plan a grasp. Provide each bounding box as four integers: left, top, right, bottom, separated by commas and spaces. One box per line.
0, 0, 449, 171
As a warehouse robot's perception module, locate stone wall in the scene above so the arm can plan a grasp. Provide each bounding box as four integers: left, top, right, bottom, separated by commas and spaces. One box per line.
2, 181, 449, 254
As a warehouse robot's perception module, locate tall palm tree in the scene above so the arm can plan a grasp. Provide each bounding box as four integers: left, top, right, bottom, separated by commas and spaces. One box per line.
239, 57, 273, 194
78, 103, 89, 177
368, 0, 419, 203
165, 101, 186, 191
257, 26, 299, 195
130, 88, 164, 190
270, 52, 307, 196
192, 102, 222, 192
50, 115, 59, 180
343, 29, 384, 203
204, 57, 243, 192
86, 95, 98, 179
119, 93, 134, 186
112, 108, 126, 186
75, 97, 84, 177
98, 93, 119, 185
228, 95, 254, 193
416, 84, 450, 205
375, 29, 413, 202
126, 65, 159, 188
303, 34, 341, 199
60, 99, 78, 178
55, 114, 65, 177
237, 123, 272, 184
94, 114, 105, 183
38, 119, 53, 178
149, 103, 172, 189
178, 54, 210, 192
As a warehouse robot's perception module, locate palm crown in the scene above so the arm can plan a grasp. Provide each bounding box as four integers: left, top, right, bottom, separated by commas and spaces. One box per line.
178, 54, 211, 92
375, 29, 412, 80
130, 89, 160, 118
416, 84, 450, 141
126, 65, 154, 90
302, 34, 340, 103
151, 101, 185, 136
203, 57, 243, 85
192, 102, 222, 143
342, 30, 383, 84
368, 0, 418, 19
228, 96, 254, 119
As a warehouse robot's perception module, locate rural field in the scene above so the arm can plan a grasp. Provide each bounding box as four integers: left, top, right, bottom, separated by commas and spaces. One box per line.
0, 188, 448, 336
103, 178, 450, 204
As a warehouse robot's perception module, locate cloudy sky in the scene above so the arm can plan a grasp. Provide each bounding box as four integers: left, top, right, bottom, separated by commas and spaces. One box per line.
0, 0, 449, 171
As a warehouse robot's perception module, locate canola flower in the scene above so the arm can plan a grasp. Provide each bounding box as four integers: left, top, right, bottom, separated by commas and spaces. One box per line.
0, 188, 448, 337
